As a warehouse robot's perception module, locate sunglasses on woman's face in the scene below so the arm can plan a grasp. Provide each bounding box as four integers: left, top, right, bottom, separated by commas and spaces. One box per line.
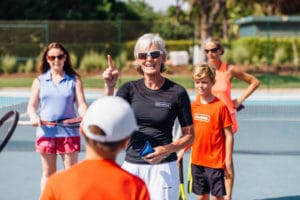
47, 54, 65, 61
137, 50, 163, 59
204, 47, 219, 54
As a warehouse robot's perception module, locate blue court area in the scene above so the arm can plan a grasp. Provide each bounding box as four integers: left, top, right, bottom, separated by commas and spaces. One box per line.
1, 89, 300, 200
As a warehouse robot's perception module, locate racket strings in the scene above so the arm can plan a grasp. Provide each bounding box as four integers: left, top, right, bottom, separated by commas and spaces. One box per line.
0, 113, 15, 139
0, 111, 19, 151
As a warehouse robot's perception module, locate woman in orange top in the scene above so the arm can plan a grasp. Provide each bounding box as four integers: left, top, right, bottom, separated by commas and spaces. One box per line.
204, 37, 260, 200
204, 37, 260, 133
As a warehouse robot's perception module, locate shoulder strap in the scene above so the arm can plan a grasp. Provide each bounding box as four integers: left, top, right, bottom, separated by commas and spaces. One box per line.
219, 62, 228, 72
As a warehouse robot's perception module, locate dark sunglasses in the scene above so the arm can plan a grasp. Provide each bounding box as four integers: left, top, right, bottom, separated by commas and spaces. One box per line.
204, 47, 219, 54
47, 54, 65, 61
137, 50, 163, 59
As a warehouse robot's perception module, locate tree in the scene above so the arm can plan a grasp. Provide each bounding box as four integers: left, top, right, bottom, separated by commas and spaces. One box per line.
151, 0, 194, 40
277, 0, 300, 14
187, 0, 300, 43
0, 0, 142, 20
186, 0, 228, 63
126, 0, 157, 21
253, 0, 300, 15
188, 0, 228, 42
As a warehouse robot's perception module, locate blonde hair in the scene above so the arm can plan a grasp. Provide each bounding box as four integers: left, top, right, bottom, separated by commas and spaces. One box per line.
193, 63, 216, 82
204, 37, 224, 55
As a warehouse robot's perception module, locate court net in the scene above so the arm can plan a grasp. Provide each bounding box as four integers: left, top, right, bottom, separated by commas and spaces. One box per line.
1, 94, 300, 155
173, 99, 300, 156
235, 101, 300, 156
0, 95, 95, 152
0, 97, 28, 118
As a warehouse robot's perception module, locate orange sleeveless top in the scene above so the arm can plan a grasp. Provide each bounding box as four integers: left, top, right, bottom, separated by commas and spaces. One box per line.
211, 62, 238, 133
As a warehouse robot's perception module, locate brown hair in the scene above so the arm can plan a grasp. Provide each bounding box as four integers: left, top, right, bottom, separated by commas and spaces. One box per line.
37, 42, 79, 77
84, 125, 126, 152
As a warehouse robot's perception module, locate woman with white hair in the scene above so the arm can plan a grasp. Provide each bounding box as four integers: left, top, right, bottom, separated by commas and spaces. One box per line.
103, 33, 194, 200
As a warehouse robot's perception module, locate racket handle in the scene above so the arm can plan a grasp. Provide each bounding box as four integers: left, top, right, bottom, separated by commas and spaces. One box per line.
18, 121, 32, 125
236, 104, 245, 112
179, 160, 184, 183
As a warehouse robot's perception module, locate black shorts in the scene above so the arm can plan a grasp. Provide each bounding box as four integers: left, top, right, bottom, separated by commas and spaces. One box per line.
191, 164, 226, 196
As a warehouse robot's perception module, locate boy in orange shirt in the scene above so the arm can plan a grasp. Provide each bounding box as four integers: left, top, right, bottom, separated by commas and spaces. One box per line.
178, 64, 234, 200
40, 96, 150, 200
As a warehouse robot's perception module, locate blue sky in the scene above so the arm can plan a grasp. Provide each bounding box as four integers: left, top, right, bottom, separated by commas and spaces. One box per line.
145, 0, 189, 12
119, 0, 189, 12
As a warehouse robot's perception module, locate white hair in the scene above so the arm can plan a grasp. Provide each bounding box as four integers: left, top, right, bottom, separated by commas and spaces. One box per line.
134, 33, 167, 59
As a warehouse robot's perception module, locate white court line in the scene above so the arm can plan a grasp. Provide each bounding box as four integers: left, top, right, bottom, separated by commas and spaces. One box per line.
1, 88, 300, 100
239, 118, 300, 122
0, 89, 103, 99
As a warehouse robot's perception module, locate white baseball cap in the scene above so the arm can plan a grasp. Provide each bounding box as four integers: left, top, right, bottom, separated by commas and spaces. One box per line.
82, 96, 138, 142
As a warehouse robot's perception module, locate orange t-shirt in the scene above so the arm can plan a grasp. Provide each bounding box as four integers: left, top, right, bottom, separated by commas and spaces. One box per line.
191, 97, 232, 169
211, 62, 238, 133
41, 159, 150, 200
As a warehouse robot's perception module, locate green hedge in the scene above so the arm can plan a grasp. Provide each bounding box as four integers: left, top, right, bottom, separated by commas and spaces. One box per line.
1, 37, 300, 74
225, 37, 300, 67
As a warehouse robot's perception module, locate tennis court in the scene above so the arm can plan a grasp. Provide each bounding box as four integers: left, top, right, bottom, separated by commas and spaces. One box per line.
1, 89, 300, 200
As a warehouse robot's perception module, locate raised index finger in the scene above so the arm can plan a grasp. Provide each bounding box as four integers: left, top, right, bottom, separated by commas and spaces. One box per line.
107, 54, 115, 70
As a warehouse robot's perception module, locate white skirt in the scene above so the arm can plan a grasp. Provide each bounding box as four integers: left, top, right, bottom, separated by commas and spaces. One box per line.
122, 161, 179, 200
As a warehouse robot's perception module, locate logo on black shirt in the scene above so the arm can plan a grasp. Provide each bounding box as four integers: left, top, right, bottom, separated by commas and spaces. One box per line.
155, 102, 171, 109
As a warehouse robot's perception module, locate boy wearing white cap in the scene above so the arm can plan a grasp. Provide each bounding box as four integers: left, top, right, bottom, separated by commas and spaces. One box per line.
40, 96, 150, 200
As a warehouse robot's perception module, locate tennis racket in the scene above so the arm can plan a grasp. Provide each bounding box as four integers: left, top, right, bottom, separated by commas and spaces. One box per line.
178, 160, 187, 200
0, 110, 19, 152
18, 117, 82, 128
236, 104, 245, 112
187, 154, 193, 194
